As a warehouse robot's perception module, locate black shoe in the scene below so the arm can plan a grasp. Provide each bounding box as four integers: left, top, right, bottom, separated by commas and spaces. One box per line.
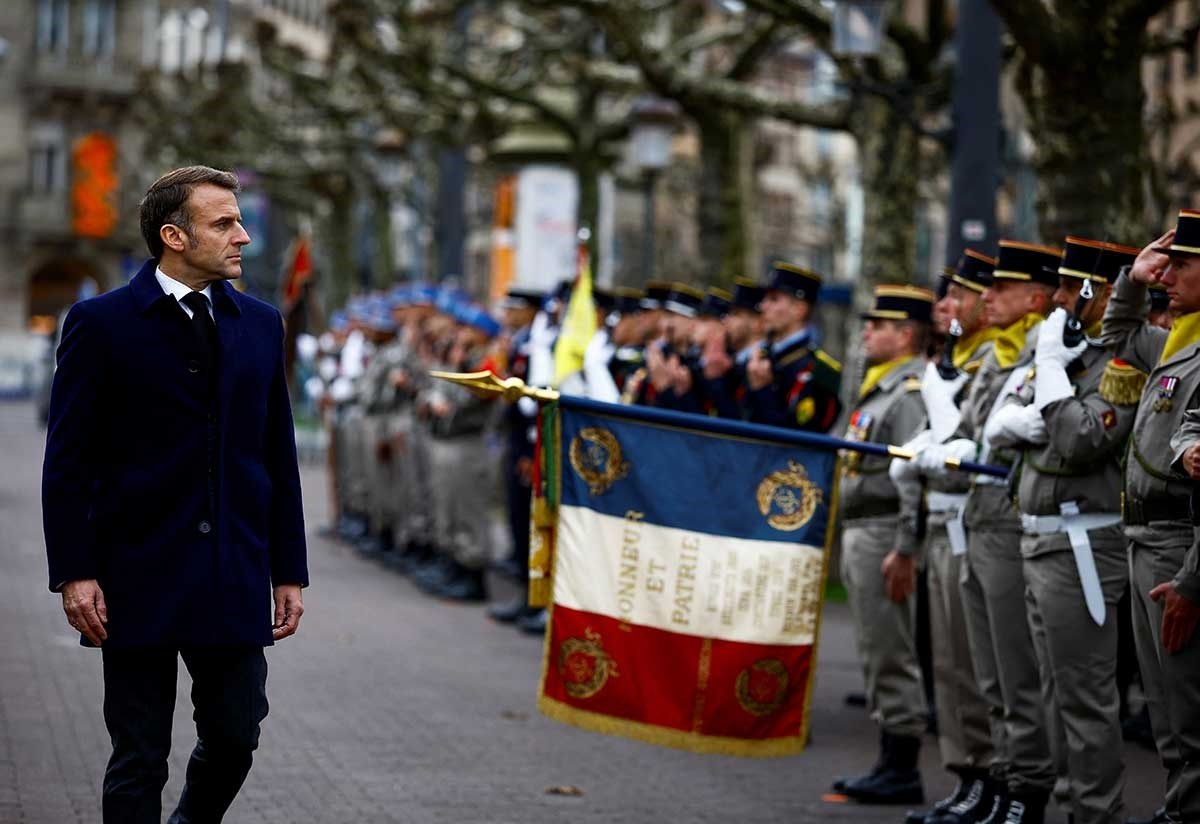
489, 597, 536, 623
1126, 808, 1168, 824
906, 770, 986, 823
439, 567, 487, 602
356, 534, 383, 556
843, 735, 923, 805
516, 608, 547, 635
413, 556, 456, 593
493, 555, 527, 581
1122, 705, 1157, 751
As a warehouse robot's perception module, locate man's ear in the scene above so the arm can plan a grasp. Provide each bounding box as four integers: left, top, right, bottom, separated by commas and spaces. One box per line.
160, 223, 187, 254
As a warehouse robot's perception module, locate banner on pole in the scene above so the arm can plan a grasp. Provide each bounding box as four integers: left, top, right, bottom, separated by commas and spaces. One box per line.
535, 397, 838, 757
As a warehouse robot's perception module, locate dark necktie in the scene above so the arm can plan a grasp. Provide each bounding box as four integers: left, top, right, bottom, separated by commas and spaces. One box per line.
181, 291, 218, 368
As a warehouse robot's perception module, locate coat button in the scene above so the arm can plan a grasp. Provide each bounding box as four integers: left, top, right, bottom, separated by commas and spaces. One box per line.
187, 359, 200, 374
198, 520, 212, 534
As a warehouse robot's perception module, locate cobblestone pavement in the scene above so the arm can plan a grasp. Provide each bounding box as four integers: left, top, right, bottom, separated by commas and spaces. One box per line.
0, 400, 1163, 823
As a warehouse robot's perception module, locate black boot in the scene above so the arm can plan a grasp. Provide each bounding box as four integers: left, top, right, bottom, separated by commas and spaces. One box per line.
489, 595, 537, 623
905, 769, 987, 823
833, 730, 890, 793
1126, 807, 1168, 824
413, 555, 456, 593
928, 776, 1004, 824
516, 608, 547, 634
843, 733, 924, 805
980, 790, 1046, 824
439, 566, 487, 602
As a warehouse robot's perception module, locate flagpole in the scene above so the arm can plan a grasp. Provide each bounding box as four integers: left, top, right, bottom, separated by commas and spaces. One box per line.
429, 370, 1009, 479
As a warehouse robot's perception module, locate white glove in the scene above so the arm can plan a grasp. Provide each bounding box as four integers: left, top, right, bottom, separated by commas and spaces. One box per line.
583, 332, 620, 404
889, 430, 934, 484
1035, 308, 1088, 368
913, 438, 977, 478
526, 310, 557, 389
920, 361, 968, 442
984, 402, 1048, 448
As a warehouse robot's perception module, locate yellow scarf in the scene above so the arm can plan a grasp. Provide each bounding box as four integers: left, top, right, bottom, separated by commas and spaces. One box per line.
859, 356, 914, 399
992, 313, 1043, 369
952, 326, 1002, 370
1159, 311, 1200, 365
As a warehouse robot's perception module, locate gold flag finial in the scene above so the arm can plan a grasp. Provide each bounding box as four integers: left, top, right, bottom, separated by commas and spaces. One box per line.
428, 370, 560, 403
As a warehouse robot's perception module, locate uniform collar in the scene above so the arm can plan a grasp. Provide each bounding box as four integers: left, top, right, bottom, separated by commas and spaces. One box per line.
771, 326, 811, 355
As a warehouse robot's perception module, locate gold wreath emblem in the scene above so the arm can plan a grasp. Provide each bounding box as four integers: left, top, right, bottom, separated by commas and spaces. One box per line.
756, 461, 824, 532
569, 427, 631, 496
558, 628, 620, 699
735, 658, 790, 717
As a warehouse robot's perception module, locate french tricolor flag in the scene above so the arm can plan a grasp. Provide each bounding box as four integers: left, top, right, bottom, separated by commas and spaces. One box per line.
536, 397, 838, 757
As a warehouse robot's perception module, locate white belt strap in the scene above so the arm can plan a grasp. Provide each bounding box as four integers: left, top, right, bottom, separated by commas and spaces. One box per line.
928, 492, 969, 556
927, 491, 967, 512
1020, 502, 1112, 626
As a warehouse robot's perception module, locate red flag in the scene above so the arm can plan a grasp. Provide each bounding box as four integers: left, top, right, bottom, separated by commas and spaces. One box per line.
280, 236, 313, 313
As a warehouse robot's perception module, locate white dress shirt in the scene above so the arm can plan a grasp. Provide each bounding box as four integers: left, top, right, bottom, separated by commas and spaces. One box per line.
155, 266, 215, 323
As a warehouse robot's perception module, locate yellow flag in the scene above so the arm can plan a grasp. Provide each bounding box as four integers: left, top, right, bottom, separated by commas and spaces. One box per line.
553, 243, 598, 386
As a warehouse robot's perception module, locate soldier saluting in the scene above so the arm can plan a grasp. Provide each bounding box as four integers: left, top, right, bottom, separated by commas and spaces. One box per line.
1102, 212, 1200, 824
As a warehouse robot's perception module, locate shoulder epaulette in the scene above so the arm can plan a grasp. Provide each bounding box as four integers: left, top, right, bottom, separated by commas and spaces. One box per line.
815, 349, 842, 372
903, 376, 922, 392
1099, 358, 1147, 406
775, 347, 811, 369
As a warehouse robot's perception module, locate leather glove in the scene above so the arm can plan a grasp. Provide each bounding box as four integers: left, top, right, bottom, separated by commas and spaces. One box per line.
920, 361, 969, 442
889, 430, 934, 484
913, 438, 977, 478
984, 402, 1048, 448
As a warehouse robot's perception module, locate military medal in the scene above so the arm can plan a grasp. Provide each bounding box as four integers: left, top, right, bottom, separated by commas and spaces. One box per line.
1153, 375, 1178, 413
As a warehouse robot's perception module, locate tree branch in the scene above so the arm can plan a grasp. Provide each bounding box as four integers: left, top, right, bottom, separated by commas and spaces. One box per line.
986, 0, 1057, 65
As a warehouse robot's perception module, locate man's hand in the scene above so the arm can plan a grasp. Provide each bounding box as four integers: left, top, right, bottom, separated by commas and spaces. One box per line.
1182, 443, 1200, 479
61, 579, 107, 645
1131, 230, 1174, 285
745, 350, 773, 391
881, 551, 916, 604
1151, 580, 1200, 654
670, 359, 693, 395
272, 584, 305, 641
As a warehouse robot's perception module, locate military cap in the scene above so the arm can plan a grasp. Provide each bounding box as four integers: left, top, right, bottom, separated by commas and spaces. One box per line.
664, 283, 705, 318
388, 284, 412, 307
640, 280, 671, 311
765, 261, 822, 304
992, 240, 1063, 288
861, 284, 935, 324
613, 287, 643, 315
453, 302, 501, 337
501, 287, 543, 310
329, 310, 349, 332
593, 288, 616, 313
410, 283, 438, 305
1052, 237, 1140, 284
946, 248, 996, 293
1154, 209, 1200, 256
731, 277, 765, 312
700, 287, 733, 318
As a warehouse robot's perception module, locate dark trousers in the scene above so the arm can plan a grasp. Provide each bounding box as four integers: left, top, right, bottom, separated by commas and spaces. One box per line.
101, 645, 269, 824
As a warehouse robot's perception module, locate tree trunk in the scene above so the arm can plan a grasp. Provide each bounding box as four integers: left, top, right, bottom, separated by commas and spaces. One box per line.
695, 111, 751, 286
322, 187, 358, 311
851, 95, 922, 297
1014, 42, 1150, 243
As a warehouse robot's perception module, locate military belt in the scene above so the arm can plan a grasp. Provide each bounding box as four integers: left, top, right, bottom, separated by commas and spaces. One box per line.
1123, 495, 1191, 526
841, 498, 901, 522
1019, 512, 1121, 535
926, 491, 967, 513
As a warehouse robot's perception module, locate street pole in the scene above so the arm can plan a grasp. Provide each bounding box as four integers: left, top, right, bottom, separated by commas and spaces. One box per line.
945, 0, 1001, 261
641, 170, 658, 283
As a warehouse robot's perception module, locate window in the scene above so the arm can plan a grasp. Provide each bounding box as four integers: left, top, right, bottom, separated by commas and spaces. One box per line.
83, 0, 118, 58
29, 124, 67, 194
36, 0, 70, 55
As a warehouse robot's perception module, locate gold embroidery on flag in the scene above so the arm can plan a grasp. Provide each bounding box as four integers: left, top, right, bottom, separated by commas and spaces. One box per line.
569, 427, 631, 495
735, 659, 790, 717
558, 628, 619, 699
756, 461, 824, 531
691, 638, 714, 732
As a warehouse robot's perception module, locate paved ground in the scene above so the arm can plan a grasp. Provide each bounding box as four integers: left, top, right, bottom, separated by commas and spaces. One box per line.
0, 400, 1165, 823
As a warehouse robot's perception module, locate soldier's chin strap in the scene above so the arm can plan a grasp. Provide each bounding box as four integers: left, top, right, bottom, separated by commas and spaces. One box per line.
1062, 278, 1094, 348
936, 293, 987, 379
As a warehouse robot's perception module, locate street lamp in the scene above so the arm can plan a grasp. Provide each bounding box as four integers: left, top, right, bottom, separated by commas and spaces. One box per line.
629, 96, 679, 284
831, 0, 888, 57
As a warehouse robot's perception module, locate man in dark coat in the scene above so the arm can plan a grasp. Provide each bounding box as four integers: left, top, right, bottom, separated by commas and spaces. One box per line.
41, 165, 309, 823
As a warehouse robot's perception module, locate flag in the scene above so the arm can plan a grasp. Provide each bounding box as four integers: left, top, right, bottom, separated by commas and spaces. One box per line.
280, 235, 313, 315
552, 241, 597, 386
535, 395, 838, 757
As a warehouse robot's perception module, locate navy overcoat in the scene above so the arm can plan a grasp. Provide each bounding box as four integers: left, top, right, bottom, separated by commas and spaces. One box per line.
42, 259, 308, 646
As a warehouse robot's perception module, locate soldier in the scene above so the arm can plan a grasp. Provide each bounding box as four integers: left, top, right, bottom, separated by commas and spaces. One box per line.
833, 285, 934, 805
1102, 213, 1200, 824
595, 288, 646, 401
914, 240, 1062, 823
418, 302, 501, 601
490, 288, 546, 623
893, 250, 1001, 824
334, 298, 375, 543
356, 296, 404, 556
986, 238, 1139, 824
744, 262, 842, 433
699, 278, 766, 420
644, 283, 705, 412
621, 281, 671, 405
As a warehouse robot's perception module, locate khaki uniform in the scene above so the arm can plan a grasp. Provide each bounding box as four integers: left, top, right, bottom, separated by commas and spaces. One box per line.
956, 323, 1056, 796
904, 341, 997, 774
998, 341, 1137, 824
839, 357, 929, 739
359, 338, 405, 541
1103, 272, 1200, 822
